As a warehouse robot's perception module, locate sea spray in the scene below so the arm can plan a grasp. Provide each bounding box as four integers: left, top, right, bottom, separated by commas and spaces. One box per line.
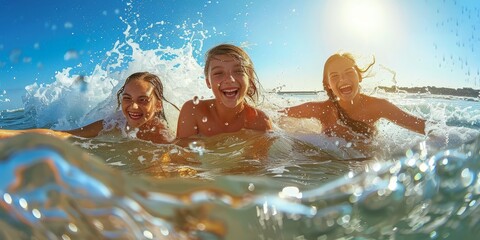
1, 133, 479, 239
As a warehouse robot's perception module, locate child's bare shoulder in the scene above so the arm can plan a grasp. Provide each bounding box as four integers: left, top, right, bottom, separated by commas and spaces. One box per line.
181, 98, 214, 112
363, 95, 391, 106
245, 104, 268, 118
245, 105, 272, 130
313, 100, 335, 112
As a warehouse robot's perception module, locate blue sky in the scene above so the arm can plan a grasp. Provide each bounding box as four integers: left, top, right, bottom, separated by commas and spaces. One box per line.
1, 0, 479, 109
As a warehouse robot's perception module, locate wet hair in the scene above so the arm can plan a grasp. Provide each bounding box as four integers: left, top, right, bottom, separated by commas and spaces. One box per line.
322, 53, 376, 139
116, 72, 179, 123
204, 44, 262, 104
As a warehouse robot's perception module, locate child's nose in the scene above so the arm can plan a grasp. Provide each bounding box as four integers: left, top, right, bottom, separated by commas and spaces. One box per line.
226, 72, 236, 82
131, 102, 139, 109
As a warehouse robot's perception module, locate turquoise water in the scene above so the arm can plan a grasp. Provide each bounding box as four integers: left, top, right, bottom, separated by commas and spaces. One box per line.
1, 93, 480, 239
1, 128, 479, 239
1, 0, 480, 237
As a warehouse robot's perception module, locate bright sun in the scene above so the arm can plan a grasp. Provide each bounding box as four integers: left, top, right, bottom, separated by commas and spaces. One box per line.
341, 0, 386, 38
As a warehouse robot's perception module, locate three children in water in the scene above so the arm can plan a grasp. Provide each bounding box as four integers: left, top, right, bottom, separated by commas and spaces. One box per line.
0, 44, 426, 145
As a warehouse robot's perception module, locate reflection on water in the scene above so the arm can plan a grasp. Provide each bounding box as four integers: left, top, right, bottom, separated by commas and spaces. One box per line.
1, 133, 479, 239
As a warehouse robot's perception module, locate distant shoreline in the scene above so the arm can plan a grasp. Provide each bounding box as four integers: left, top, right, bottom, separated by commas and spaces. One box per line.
274, 86, 480, 98
377, 86, 480, 98
274, 91, 320, 95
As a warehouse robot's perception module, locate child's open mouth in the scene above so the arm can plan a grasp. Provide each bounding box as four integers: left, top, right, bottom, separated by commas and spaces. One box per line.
222, 88, 238, 98
339, 85, 353, 94
128, 112, 143, 120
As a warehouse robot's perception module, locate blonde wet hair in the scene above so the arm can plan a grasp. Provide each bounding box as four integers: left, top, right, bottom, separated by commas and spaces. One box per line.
204, 44, 262, 104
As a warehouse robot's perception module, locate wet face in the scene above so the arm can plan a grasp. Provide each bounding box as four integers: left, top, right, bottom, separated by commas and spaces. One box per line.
121, 79, 161, 129
326, 57, 361, 102
206, 54, 249, 108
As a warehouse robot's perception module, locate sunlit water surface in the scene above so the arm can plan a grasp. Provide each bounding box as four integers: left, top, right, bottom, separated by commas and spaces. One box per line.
1, 1, 480, 238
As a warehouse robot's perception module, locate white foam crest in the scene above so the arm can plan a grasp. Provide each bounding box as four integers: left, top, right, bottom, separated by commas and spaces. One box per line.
22, 16, 211, 132
375, 95, 480, 156
22, 67, 116, 129
105, 40, 127, 70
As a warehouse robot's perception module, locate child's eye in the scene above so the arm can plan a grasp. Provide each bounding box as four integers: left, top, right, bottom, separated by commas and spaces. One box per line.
330, 75, 340, 81
211, 71, 226, 80
138, 97, 149, 103
122, 97, 132, 102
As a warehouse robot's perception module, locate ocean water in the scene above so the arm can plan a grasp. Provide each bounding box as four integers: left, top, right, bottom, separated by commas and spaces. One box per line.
1, 90, 480, 240
1, 4, 480, 239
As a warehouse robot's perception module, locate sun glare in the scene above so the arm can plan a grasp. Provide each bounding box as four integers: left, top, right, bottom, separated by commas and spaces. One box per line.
341, 0, 386, 38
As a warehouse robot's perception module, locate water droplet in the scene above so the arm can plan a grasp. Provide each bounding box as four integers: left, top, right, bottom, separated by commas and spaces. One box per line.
143, 230, 154, 239
3, 193, 12, 204
19, 198, 28, 209
405, 149, 414, 158
160, 226, 169, 236
188, 141, 206, 156
310, 204, 352, 234
359, 181, 405, 211
202, 116, 208, 123
68, 223, 78, 232
32, 208, 42, 219
248, 183, 255, 191
279, 186, 302, 199
193, 96, 200, 105
225, 122, 229, 126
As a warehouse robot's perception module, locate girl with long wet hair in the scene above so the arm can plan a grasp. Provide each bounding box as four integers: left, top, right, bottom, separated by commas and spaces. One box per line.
282, 52, 425, 142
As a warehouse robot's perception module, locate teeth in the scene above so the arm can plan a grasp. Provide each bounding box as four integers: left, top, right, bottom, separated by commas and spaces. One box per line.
222, 88, 238, 98
129, 112, 142, 119
340, 85, 351, 90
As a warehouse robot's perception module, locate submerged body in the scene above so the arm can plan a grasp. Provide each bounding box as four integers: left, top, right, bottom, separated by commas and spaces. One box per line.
178, 98, 271, 137
177, 44, 272, 139
282, 53, 426, 143
284, 94, 425, 142
0, 72, 174, 144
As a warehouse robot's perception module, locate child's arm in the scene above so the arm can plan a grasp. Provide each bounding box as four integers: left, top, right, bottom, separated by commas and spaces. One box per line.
176, 100, 199, 139
0, 120, 103, 140
0, 128, 72, 139
379, 99, 426, 135
280, 102, 320, 118
0, 129, 25, 139
64, 120, 104, 138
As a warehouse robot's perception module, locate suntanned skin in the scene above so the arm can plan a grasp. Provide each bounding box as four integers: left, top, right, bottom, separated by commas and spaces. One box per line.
0, 128, 73, 140
176, 54, 272, 139
282, 95, 425, 141
282, 55, 425, 141
177, 99, 271, 138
